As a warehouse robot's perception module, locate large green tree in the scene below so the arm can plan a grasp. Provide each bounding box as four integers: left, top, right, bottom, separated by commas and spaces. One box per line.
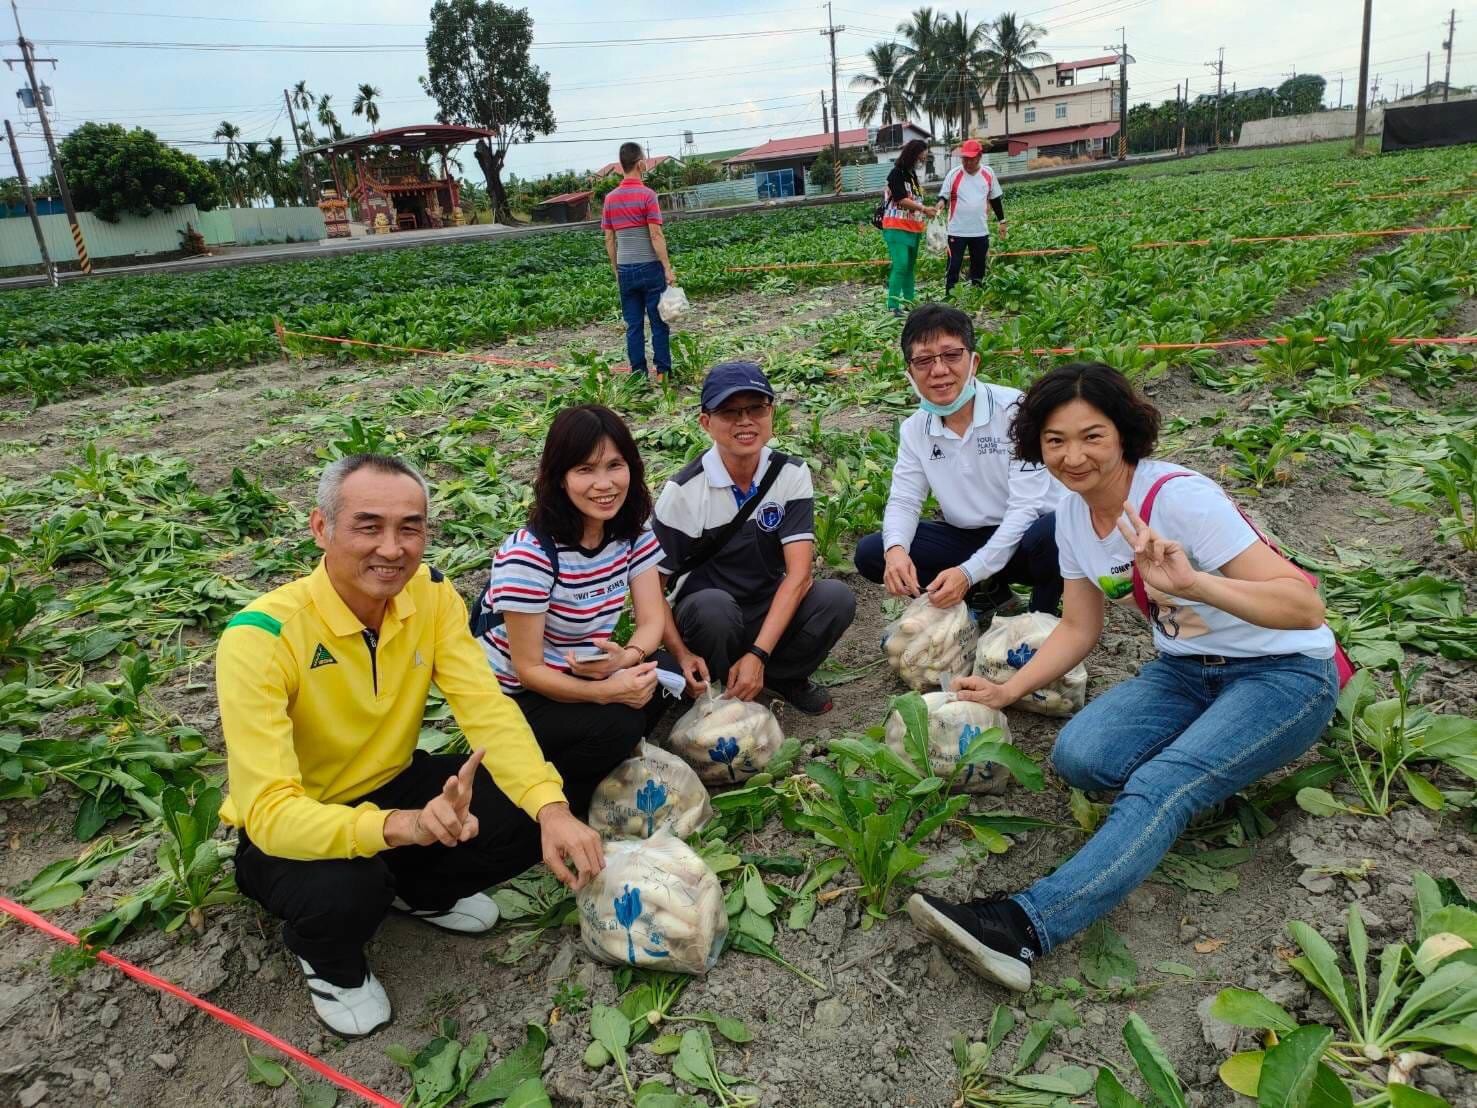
352, 83, 382, 130
896, 7, 945, 137
1278, 74, 1328, 115
59, 122, 220, 222
420, 0, 555, 223
932, 12, 996, 141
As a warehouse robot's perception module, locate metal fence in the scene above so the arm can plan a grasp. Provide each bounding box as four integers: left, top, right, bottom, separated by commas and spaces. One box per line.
0, 204, 327, 268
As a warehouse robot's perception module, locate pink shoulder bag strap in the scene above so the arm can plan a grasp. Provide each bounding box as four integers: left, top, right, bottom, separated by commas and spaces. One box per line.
1129, 472, 1354, 687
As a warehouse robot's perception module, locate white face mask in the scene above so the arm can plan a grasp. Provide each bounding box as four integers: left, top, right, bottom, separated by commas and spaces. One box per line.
909, 367, 977, 417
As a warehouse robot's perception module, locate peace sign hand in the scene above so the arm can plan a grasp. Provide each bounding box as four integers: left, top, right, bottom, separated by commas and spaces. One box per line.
1117, 502, 1200, 598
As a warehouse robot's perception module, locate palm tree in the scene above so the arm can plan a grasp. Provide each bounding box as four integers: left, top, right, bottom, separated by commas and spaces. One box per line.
317, 94, 344, 140
895, 7, 945, 137
850, 42, 917, 127
981, 13, 1051, 141
213, 120, 242, 164
291, 80, 314, 114
352, 83, 382, 130
931, 12, 995, 140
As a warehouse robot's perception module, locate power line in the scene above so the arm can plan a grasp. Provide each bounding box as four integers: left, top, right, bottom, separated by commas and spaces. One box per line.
33, 28, 825, 53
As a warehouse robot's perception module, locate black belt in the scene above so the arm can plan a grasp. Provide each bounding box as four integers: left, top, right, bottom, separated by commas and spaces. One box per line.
1178, 653, 1259, 666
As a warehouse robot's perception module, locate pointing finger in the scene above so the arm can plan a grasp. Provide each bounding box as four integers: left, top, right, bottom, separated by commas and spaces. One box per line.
458, 748, 486, 791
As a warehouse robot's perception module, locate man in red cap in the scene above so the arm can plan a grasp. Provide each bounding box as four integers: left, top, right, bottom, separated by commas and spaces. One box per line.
938, 139, 1006, 295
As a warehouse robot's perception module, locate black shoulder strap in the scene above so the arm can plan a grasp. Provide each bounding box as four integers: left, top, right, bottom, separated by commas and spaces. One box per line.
469, 528, 561, 639
668, 451, 790, 581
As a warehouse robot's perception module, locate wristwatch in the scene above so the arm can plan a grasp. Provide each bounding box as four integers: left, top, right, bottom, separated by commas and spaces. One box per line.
746, 644, 771, 664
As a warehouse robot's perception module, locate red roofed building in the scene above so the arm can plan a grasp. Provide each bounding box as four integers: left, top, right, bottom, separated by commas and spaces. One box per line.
594, 154, 676, 177
976, 55, 1127, 158
723, 122, 930, 196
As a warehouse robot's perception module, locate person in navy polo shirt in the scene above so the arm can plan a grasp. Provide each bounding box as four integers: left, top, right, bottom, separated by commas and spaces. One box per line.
652, 363, 856, 715
601, 142, 676, 382
855, 303, 1064, 620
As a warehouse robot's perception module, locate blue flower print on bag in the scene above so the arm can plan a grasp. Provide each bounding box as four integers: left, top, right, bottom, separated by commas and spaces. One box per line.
708, 735, 741, 782
1006, 641, 1036, 669
956, 722, 983, 788
635, 777, 668, 837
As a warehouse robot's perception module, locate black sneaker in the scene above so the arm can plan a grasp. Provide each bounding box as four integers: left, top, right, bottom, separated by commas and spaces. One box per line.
906, 893, 1037, 992
764, 678, 833, 716
966, 580, 1020, 627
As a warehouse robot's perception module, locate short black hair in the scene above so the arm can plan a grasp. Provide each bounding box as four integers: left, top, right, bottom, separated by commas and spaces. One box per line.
529, 405, 652, 547
1009, 362, 1161, 465
618, 142, 644, 172
901, 302, 975, 362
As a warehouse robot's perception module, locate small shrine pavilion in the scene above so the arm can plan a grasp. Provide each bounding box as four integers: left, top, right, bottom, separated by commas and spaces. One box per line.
304, 124, 497, 234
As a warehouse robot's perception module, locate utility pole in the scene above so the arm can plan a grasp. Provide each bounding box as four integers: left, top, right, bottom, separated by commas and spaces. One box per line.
820, 91, 828, 132
1177, 81, 1187, 155
1424, 53, 1431, 102
1338, 73, 1344, 109
1205, 47, 1224, 147
1354, 0, 1373, 152
1111, 28, 1129, 159
6, 0, 89, 273
821, 2, 845, 194
5, 117, 56, 287
283, 88, 316, 204
1442, 9, 1455, 102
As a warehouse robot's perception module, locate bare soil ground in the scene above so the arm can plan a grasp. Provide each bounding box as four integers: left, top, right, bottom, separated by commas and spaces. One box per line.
1, 276, 1474, 1108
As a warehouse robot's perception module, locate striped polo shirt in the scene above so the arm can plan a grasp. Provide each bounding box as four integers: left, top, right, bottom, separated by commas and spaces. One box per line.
600, 179, 662, 265
480, 528, 664, 693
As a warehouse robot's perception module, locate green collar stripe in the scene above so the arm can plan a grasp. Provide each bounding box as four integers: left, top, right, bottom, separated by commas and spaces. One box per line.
226, 611, 283, 636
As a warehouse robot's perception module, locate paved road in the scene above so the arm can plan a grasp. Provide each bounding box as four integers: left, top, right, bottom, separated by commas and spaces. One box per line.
0, 151, 1188, 291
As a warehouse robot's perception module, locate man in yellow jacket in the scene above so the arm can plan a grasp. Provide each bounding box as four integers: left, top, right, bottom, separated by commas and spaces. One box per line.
217, 453, 604, 1037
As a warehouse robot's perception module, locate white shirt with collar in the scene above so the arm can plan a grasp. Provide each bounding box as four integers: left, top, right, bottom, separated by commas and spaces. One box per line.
881, 382, 1064, 584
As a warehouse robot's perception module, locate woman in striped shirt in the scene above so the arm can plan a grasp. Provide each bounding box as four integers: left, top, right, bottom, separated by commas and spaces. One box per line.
479, 405, 709, 815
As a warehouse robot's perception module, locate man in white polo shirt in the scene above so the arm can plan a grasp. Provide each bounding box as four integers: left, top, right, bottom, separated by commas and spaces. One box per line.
937, 138, 1005, 295
855, 303, 1062, 619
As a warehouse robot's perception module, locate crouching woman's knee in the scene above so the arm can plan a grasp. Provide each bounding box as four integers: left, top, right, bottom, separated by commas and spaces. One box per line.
1049, 718, 1121, 792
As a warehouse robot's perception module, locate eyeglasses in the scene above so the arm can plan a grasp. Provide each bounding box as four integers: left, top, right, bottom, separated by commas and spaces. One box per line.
708, 401, 773, 424
908, 347, 971, 373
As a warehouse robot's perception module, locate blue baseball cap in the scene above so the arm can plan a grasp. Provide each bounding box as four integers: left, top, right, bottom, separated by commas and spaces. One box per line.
700, 361, 775, 412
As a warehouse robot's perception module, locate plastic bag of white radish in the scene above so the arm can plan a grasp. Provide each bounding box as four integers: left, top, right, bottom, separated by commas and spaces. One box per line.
883, 596, 979, 691
974, 611, 1086, 717
588, 741, 713, 840
577, 832, 727, 975
883, 690, 1012, 795
667, 685, 785, 786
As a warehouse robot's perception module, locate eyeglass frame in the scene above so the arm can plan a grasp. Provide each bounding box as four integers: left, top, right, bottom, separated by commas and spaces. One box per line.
906, 346, 974, 374
704, 399, 775, 424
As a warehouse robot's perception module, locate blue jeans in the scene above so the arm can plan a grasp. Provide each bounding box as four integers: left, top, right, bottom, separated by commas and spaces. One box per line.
617, 261, 670, 375
1014, 651, 1338, 951
854, 515, 1063, 613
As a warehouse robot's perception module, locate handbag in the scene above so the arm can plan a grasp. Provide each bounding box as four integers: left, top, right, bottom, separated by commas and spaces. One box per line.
1129, 472, 1355, 687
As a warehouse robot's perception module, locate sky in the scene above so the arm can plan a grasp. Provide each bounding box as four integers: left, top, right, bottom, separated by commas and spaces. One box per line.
4, 0, 1473, 183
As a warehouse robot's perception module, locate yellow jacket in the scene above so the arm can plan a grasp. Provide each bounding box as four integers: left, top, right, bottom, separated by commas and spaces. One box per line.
216, 559, 565, 861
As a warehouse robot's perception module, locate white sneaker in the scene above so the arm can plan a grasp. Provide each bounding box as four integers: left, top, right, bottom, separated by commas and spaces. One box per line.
297, 958, 392, 1037
391, 892, 500, 934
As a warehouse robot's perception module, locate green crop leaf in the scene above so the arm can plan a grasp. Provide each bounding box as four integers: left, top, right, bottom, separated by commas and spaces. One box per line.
465, 1024, 548, 1105
1210, 987, 1298, 1032
1080, 921, 1138, 988
1256, 1025, 1336, 1108
1122, 1014, 1185, 1108
1095, 1066, 1147, 1108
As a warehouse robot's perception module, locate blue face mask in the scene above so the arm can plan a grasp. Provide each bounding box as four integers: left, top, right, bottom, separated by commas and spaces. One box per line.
912, 373, 977, 417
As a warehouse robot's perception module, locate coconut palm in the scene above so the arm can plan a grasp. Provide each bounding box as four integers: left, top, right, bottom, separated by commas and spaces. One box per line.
850, 42, 917, 127
982, 13, 1051, 141
352, 83, 382, 130
291, 80, 314, 115
213, 120, 242, 164
895, 7, 945, 136
317, 94, 344, 141
931, 12, 995, 140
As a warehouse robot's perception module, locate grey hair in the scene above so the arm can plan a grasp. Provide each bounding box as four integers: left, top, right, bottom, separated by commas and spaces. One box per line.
316, 454, 431, 533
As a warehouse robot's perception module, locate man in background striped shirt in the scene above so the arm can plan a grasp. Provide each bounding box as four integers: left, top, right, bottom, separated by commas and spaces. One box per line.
601, 142, 676, 382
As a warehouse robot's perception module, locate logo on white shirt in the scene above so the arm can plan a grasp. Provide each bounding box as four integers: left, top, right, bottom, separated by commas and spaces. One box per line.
756, 501, 786, 532
929, 444, 946, 460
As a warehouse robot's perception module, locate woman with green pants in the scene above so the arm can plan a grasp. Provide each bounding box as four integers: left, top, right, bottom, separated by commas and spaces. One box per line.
881, 139, 937, 315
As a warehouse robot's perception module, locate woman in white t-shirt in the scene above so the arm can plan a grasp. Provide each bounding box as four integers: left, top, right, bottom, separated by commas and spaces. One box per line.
907, 362, 1339, 992
478, 405, 709, 816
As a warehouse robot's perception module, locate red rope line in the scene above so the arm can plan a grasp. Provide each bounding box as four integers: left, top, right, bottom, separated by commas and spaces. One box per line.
724, 224, 1471, 271
0, 897, 399, 1107
276, 325, 584, 371
987, 335, 1477, 357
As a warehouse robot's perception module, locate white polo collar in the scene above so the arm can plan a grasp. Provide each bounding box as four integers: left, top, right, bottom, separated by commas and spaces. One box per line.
702, 445, 772, 489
